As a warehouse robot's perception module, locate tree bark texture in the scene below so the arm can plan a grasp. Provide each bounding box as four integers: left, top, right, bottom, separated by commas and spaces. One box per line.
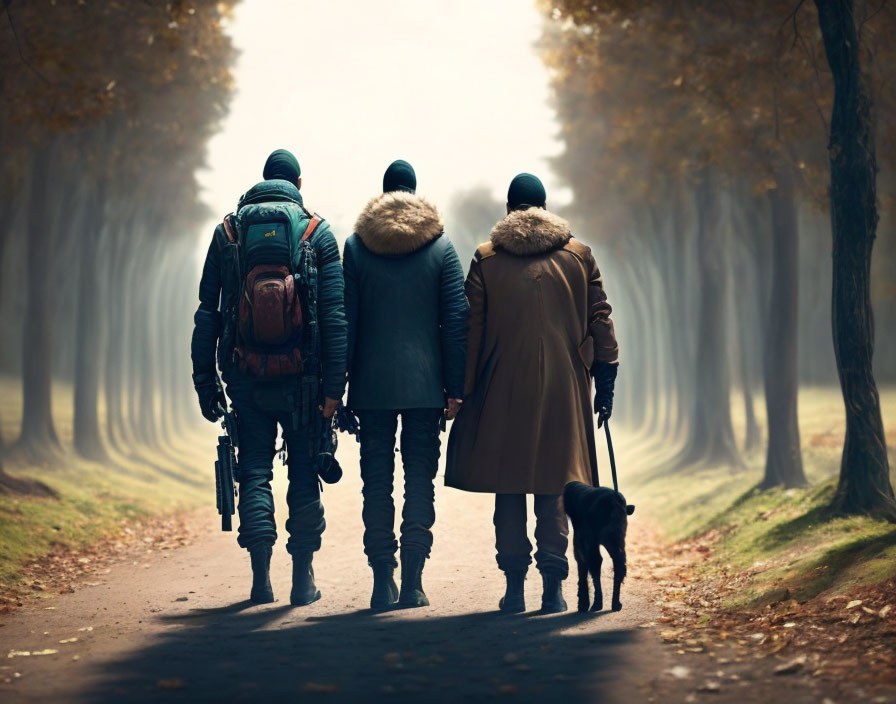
761, 168, 806, 488
814, 0, 895, 519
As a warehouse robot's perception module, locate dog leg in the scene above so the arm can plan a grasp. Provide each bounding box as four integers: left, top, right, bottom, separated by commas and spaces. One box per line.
609, 545, 626, 612
588, 547, 603, 612
575, 542, 589, 612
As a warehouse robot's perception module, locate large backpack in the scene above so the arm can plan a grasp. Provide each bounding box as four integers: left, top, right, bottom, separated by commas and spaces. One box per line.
222, 202, 320, 378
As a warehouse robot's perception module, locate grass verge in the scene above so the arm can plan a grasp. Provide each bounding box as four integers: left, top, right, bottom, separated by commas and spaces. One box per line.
0, 377, 212, 594
624, 386, 896, 607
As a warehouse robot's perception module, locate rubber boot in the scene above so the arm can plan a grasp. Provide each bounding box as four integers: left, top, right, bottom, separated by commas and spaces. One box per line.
249, 545, 274, 604
398, 552, 429, 608
499, 570, 526, 613
369, 563, 399, 611
541, 573, 567, 613
290, 552, 321, 606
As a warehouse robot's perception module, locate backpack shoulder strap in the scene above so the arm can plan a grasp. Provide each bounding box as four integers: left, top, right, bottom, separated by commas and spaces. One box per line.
222, 213, 239, 244
301, 216, 322, 242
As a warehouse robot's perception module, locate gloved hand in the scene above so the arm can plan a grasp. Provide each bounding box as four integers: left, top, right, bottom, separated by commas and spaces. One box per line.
334, 404, 360, 439
193, 371, 226, 423
592, 361, 618, 428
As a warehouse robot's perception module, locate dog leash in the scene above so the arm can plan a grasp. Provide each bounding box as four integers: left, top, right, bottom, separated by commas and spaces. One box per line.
604, 420, 619, 493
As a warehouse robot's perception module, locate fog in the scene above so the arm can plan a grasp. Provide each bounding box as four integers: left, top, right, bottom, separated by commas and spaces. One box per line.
201, 0, 570, 244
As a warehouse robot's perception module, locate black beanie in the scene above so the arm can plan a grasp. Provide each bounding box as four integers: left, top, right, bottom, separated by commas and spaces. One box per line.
383, 159, 417, 194
263, 149, 301, 183
507, 173, 546, 210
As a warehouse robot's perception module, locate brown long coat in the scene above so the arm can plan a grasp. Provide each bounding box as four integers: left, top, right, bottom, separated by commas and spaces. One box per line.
445, 208, 618, 495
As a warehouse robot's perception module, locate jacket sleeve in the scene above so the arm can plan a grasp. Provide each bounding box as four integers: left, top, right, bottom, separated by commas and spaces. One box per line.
191, 230, 223, 378
439, 240, 469, 399
342, 239, 359, 380
314, 224, 348, 399
462, 256, 486, 398
586, 250, 619, 368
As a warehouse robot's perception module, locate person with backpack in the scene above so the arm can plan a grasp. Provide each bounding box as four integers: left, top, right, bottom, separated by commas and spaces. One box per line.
343, 160, 468, 610
191, 149, 347, 606
445, 173, 619, 614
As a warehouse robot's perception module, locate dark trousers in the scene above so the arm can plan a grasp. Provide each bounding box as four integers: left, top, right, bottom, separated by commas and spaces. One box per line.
228, 385, 325, 555
357, 408, 442, 567
494, 494, 569, 578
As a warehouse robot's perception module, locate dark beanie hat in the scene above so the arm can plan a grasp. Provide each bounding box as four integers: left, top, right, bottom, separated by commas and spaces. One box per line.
263, 149, 301, 183
383, 159, 417, 194
507, 173, 546, 210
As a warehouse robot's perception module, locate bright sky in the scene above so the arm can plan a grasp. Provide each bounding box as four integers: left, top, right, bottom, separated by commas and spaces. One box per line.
199, 0, 567, 248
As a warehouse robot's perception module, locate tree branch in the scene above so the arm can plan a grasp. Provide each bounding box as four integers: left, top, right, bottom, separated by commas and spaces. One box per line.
3, 0, 50, 85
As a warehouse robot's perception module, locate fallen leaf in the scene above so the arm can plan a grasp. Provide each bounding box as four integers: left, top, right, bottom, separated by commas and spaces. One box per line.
58, 638, 78, 644
665, 665, 691, 679
301, 682, 339, 693
845, 600, 863, 610
774, 656, 806, 675
879, 605, 892, 618
157, 678, 185, 690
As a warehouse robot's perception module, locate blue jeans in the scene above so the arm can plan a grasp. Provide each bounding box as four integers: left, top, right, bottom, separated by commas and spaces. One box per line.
356, 408, 442, 566
227, 379, 325, 555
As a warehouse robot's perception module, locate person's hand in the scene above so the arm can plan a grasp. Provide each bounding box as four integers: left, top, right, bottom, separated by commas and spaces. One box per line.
592, 361, 618, 428
195, 378, 226, 423
446, 398, 463, 420
320, 397, 340, 419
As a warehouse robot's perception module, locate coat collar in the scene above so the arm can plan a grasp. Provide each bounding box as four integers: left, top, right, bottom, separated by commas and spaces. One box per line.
490, 208, 572, 256
354, 191, 443, 256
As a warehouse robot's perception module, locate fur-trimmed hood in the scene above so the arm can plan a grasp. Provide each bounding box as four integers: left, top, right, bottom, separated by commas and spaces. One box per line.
490, 208, 571, 256
354, 191, 443, 256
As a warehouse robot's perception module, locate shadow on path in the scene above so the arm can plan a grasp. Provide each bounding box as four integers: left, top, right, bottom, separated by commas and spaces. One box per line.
88, 599, 644, 702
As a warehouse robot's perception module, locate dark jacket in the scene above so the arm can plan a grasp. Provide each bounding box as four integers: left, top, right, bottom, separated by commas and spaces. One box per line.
191, 179, 347, 400
445, 207, 618, 494
343, 191, 468, 410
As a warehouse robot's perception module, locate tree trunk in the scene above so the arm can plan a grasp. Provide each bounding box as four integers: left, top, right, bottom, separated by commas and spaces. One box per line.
815, 0, 895, 519
760, 168, 806, 488
16, 141, 61, 458
73, 178, 108, 461
679, 176, 741, 467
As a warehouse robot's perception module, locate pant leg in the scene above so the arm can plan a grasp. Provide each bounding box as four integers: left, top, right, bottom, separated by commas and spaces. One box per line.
232, 400, 279, 552
398, 408, 442, 558
493, 494, 532, 573
281, 421, 325, 555
357, 410, 400, 567
533, 494, 569, 578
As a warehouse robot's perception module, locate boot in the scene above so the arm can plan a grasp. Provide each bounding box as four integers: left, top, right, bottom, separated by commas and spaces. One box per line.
249, 545, 274, 604
540, 573, 567, 614
290, 552, 321, 606
369, 563, 399, 611
398, 552, 429, 608
499, 570, 526, 613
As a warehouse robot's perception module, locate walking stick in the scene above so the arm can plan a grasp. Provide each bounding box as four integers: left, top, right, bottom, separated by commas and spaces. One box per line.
603, 420, 619, 493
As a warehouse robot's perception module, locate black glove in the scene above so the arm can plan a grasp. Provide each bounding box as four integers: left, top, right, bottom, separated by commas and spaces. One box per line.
592, 361, 618, 428
334, 404, 360, 440
193, 371, 226, 423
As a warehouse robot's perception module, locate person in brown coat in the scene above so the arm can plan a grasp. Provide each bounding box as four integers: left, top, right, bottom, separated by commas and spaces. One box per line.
445, 173, 619, 614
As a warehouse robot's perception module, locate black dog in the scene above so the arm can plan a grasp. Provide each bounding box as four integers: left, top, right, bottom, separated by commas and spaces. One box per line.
563, 481, 635, 612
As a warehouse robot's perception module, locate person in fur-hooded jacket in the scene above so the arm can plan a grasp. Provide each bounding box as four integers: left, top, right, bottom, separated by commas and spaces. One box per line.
343, 160, 468, 610
445, 173, 619, 614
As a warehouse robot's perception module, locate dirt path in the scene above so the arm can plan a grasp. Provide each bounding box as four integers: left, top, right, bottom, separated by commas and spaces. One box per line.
0, 440, 886, 703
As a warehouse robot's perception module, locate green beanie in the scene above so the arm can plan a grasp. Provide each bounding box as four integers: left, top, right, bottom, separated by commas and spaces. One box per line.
507, 173, 546, 210
263, 149, 301, 183
383, 159, 417, 194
